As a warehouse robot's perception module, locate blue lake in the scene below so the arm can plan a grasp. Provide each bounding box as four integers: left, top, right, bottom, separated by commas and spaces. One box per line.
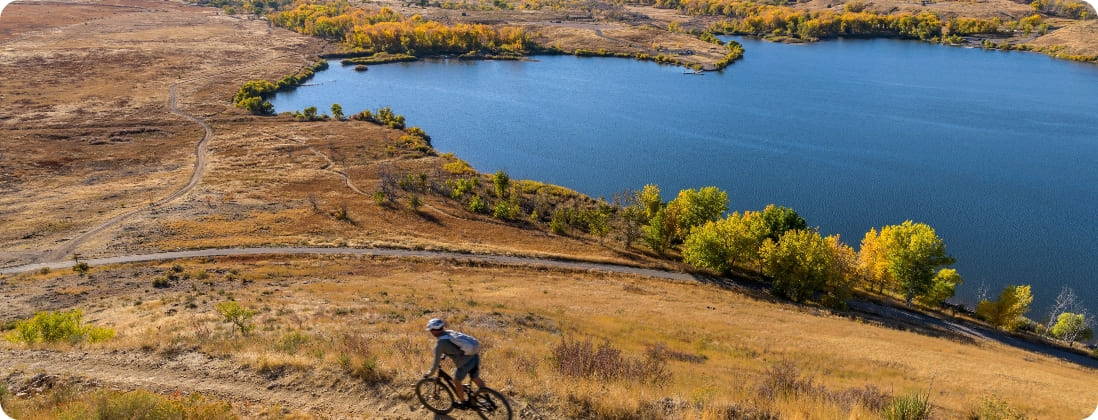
271, 37, 1098, 314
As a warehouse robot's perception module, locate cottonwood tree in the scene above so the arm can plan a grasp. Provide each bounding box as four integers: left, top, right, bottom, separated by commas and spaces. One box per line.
681, 210, 768, 273
977, 285, 1034, 332
916, 268, 964, 308
302, 106, 318, 120
637, 184, 663, 221
859, 221, 954, 304
682, 218, 737, 273
611, 190, 646, 248
759, 229, 841, 302
666, 186, 728, 241
493, 170, 510, 199
759, 204, 807, 242
1043, 286, 1080, 338
643, 207, 677, 254
1050, 312, 1094, 346
857, 228, 893, 293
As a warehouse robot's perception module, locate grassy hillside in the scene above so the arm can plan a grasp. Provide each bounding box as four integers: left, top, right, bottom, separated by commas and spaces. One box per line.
2, 1, 1097, 419
3, 256, 1098, 418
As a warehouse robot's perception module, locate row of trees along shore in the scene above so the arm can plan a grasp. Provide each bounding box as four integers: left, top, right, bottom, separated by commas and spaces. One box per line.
270, 2, 535, 55
620, 184, 1092, 344
634, 0, 1093, 43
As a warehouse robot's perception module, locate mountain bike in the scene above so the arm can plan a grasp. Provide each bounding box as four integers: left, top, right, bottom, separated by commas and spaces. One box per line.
415, 368, 513, 420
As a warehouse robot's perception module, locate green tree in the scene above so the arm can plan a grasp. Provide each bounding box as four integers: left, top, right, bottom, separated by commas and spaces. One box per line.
493, 170, 510, 199
759, 229, 840, 302
976, 285, 1033, 332
1050, 312, 1093, 346
759, 204, 807, 242
615, 199, 647, 248
879, 221, 955, 304
682, 218, 736, 273
667, 186, 728, 240
237, 96, 273, 114
681, 210, 768, 273
916, 268, 964, 308
643, 207, 677, 254
331, 103, 344, 120
302, 106, 318, 121
216, 301, 256, 337
637, 184, 663, 221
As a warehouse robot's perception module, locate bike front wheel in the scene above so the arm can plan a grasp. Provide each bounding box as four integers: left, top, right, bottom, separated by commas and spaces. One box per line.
471, 387, 513, 420
415, 377, 455, 414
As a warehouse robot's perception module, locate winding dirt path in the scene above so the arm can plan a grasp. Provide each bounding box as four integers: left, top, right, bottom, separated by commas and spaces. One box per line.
43, 83, 213, 263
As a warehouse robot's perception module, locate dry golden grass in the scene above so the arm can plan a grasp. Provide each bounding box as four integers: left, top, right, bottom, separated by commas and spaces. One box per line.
6, 255, 1095, 418
3, 1, 1098, 418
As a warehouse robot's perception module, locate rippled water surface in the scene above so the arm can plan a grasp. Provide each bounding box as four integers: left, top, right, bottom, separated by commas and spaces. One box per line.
272, 37, 1098, 312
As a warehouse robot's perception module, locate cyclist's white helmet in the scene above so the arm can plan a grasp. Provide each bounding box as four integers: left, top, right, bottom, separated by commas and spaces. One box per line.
425, 318, 445, 331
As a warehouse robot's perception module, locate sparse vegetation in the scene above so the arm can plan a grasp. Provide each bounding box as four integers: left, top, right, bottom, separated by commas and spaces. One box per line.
215, 301, 256, 337
4, 386, 238, 420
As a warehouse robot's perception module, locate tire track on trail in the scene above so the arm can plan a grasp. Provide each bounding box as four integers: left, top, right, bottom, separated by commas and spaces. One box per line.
42, 83, 212, 263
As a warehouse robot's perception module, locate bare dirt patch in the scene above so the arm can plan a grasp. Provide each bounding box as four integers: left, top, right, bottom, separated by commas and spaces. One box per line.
0, 0, 322, 265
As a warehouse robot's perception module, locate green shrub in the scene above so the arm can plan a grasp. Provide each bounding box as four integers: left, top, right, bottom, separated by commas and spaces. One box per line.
215, 301, 255, 337
152, 277, 172, 288
5, 309, 115, 345
468, 195, 486, 213
883, 392, 933, 420
493, 201, 516, 220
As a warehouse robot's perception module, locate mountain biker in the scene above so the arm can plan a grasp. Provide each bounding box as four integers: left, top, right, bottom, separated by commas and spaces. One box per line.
423, 318, 486, 410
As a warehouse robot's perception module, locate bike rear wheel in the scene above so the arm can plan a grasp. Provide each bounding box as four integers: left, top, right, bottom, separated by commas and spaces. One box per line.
471, 387, 512, 420
415, 377, 455, 414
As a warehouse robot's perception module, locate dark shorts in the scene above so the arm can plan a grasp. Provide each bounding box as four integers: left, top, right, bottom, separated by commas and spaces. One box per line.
454, 354, 480, 381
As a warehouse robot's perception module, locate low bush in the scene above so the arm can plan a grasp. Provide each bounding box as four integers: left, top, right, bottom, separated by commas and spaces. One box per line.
4, 309, 115, 345
215, 301, 255, 337
882, 392, 933, 420
551, 336, 671, 386
756, 360, 820, 400
967, 394, 1030, 420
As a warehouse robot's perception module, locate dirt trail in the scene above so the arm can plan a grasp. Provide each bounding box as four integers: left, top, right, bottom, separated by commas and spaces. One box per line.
39, 52, 304, 264
0, 349, 436, 418
42, 83, 210, 263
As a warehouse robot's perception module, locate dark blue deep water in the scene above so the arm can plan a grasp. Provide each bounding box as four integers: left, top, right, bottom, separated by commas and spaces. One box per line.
271, 37, 1098, 314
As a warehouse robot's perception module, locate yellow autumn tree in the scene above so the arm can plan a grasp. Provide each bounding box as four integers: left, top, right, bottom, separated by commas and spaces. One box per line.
976, 285, 1033, 332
